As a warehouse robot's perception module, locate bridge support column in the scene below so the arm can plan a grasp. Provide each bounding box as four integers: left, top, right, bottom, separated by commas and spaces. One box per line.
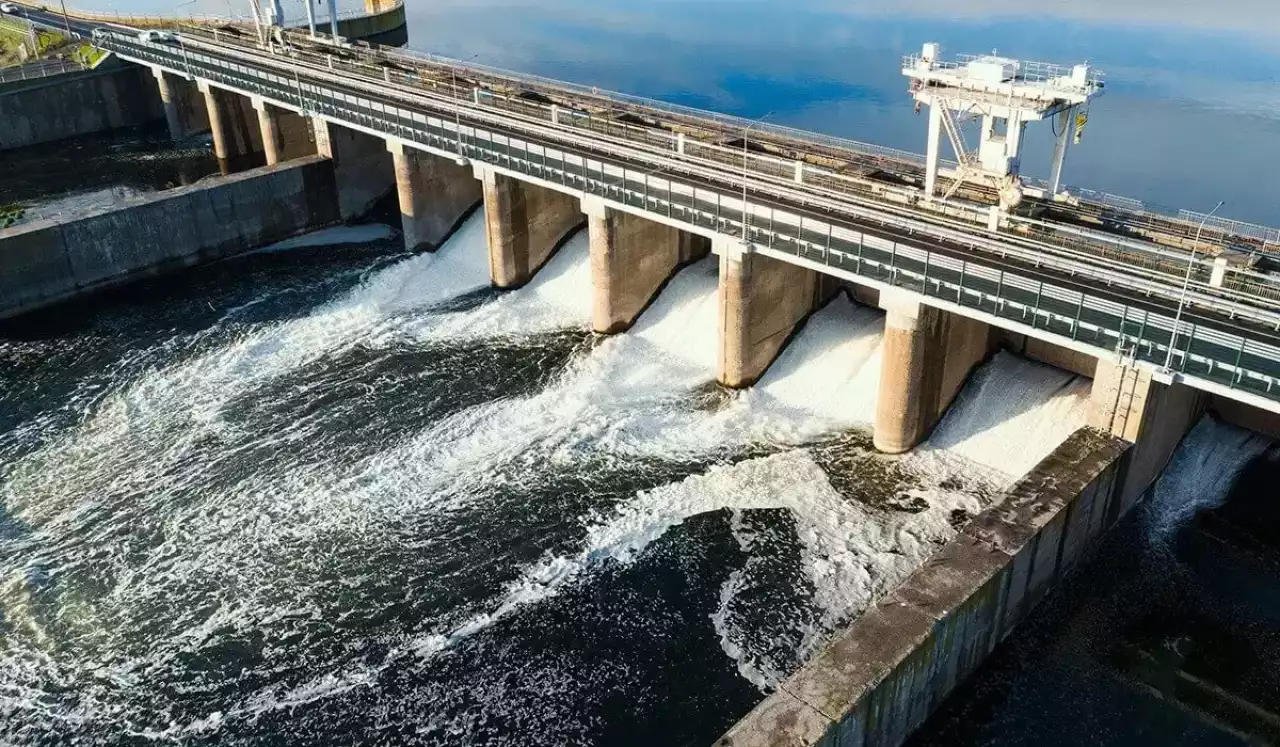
252, 97, 283, 166
199, 82, 263, 175
152, 67, 183, 140
1089, 360, 1207, 516
312, 117, 395, 220
584, 196, 710, 333
386, 141, 481, 252
717, 243, 839, 388
478, 167, 582, 288
874, 289, 994, 454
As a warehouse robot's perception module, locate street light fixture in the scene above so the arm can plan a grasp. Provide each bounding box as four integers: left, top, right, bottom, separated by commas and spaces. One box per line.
452, 53, 479, 167
1163, 199, 1225, 371
740, 110, 774, 247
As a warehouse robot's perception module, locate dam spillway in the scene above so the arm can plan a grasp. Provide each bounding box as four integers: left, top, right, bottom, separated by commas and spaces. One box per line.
2, 4, 1279, 744
1, 215, 1095, 744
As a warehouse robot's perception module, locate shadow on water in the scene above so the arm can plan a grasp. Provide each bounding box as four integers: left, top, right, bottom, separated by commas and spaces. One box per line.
0, 122, 219, 208
907, 420, 1280, 747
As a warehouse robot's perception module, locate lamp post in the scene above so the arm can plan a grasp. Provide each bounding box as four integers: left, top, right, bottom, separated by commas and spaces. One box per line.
452, 53, 479, 166
57, 0, 71, 35
1163, 200, 1224, 371
740, 111, 774, 246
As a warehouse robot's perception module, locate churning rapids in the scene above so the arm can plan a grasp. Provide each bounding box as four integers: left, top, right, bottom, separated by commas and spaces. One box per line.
0, 215, 1092, 745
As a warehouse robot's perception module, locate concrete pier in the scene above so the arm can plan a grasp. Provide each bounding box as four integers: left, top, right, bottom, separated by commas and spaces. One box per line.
199, 82, 262, 175
312, 117, 395, 220
152, 67, 183, 140
252, 97, 283, 166
479, 168, 582, 288
386, 142, 482, 252
717, 244, 838, 388
873, 290, 994, 454
584, 197, 710, 333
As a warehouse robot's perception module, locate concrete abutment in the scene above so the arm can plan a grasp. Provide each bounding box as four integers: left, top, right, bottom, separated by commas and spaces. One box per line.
1089, 360, 1207, 514
478, 167, 582, 289
583, 197, 710, 334
386, 142, 482, 252
717, 245, 839, 388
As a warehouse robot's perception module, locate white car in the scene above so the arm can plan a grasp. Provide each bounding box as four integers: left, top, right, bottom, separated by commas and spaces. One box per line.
137, 29, 174, 43
0, 4, 20, 14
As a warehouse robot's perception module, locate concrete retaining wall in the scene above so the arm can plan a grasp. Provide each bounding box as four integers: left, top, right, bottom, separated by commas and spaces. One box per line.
0, 61, 162, 151
717, 427, 1130, 747
0, 155, 340, 318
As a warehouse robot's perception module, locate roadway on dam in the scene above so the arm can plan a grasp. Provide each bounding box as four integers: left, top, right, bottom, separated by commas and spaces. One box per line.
14, 3, 1280, 411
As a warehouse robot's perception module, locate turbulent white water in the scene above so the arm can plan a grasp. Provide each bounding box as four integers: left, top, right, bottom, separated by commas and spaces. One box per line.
908, 352, 1094, 488
0, 213, 1101, 741
1143, 415, 1273, 545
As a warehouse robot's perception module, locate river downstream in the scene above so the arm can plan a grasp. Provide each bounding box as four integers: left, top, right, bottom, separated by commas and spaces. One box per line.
0, 213, 1091, 745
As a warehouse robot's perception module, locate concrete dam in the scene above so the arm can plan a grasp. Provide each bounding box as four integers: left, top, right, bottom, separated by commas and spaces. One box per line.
1, 3, 1278, 745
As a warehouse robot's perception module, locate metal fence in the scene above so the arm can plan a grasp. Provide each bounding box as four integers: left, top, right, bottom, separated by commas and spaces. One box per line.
90, 28, 1280, 406
0, 57, 84, 82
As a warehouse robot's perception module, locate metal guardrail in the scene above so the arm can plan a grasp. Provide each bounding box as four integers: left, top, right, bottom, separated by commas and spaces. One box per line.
106, 27, 1280, 327
36, 1, 1280, 258
902, 52, 1106, 90
82, 28, 1280, 408
270, 29, 1280, 308
0, 57, 84, 82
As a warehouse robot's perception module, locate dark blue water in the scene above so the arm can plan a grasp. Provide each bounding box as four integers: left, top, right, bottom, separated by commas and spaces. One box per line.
2, 122, 218, 214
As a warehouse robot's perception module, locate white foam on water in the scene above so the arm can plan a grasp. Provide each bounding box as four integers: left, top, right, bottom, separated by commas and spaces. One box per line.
751, 298, 885, 435
250, 223, 397, 254
2, 213, 495, 526
1143, 415, 1273, 545
0, 203, 1124, 738
405, 229, 594, 343
908, 351, 1093, 488
409, 449, 980, 691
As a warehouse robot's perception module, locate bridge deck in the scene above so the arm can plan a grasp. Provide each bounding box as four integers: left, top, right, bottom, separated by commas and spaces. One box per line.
9, 2, 1280, 411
